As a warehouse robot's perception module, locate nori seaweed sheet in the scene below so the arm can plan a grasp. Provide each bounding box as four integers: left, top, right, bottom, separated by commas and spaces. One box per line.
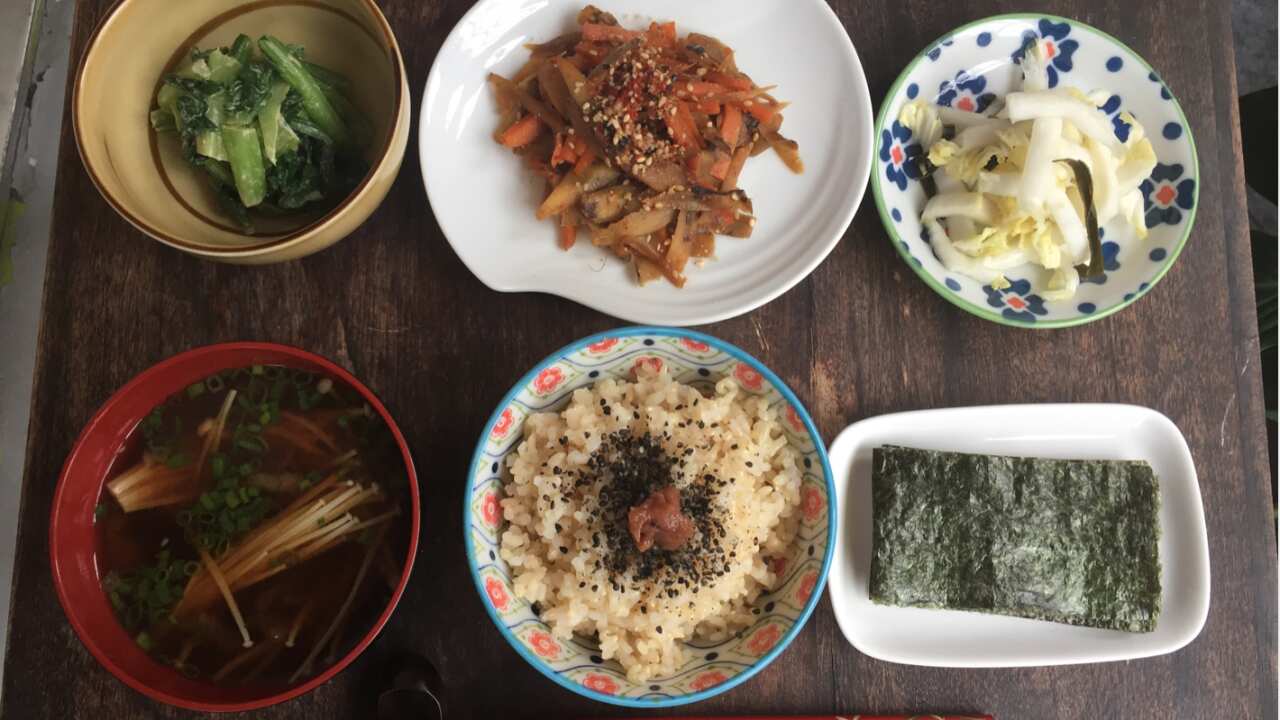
869, 445, 1162, 632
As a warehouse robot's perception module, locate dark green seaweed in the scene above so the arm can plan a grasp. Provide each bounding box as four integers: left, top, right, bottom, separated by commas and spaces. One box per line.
869, 445, 1162, 633
1058, 158, 1104, 280
914, 157, 939, 198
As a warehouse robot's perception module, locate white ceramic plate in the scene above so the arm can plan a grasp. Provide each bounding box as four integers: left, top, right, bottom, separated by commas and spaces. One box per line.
420, 0, 872, 326
827, 404, 1209, 667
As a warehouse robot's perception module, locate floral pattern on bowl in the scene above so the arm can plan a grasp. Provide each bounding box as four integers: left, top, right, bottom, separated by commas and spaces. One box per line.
464, 328, 835, 707
872, 14, 1200, 328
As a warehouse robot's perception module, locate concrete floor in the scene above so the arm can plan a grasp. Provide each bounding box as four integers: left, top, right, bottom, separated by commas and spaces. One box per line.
0, 0, 75, 694
0, 0, 1274, 700
1233, 0, 1279, 97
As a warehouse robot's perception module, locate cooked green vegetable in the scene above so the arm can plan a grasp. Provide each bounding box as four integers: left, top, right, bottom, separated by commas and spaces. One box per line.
258, 35, 349, 147
303, 61, 351, 92
149, 34, 369, 231
870, 445, 1162, 633
220, 125, 268, 207
102, 549, 197, 632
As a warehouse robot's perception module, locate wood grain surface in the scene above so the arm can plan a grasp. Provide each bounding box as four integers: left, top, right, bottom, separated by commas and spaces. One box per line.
2, 1, 1275, 718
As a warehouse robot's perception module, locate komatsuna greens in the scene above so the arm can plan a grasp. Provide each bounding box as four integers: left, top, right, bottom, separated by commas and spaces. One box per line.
150, 35, 372, 232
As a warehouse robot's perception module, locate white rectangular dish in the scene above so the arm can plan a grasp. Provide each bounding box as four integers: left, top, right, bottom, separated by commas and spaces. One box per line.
826, 404, 1209, 667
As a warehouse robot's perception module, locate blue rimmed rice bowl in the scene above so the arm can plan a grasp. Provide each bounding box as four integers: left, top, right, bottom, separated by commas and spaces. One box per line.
464, 328, 834, 707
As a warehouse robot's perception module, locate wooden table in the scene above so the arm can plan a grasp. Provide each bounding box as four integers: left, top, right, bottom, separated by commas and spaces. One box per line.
3, 0, 1275, 717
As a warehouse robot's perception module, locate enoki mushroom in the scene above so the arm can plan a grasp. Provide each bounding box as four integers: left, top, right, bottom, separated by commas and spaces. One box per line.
175, 476, 393, 620
290, 522, 389, 682
106, 390, 239, 513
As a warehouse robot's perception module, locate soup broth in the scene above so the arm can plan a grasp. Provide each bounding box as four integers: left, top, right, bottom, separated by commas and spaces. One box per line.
96, 365, 407, 689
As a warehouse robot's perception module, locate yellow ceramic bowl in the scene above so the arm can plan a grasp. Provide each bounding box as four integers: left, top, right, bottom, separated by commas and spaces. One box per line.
74, 0, 409, 263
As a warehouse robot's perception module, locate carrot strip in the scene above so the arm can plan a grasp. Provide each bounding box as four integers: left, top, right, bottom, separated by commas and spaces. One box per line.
744, 101, 778, 125
720, 104, 743, 147
499, 114, 541, 148
262, 423, 325, 456
721, 143, 751, 191
488, 73, 567, 133
709, 152, 731, 181
572, 41, 608, 68
706, 71, 753, 91
694, 99, 720, 115
706, 87, 775, 105
550, 132, 582, 167
646, 21, 677, 48
558, 224, 577, 250
572, 147, 596, 173
664, 100, 703, 151
581, 23, 641, 43
278, 411, 340, 452
681, 81, 731, 96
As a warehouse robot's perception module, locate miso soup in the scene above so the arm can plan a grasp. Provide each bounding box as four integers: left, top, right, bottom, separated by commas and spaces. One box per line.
96, 365, 408, 688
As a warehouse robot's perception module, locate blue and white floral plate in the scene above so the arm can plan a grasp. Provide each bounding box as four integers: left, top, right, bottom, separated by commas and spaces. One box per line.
872, 14, 1199, 328
463, 328, 835, 707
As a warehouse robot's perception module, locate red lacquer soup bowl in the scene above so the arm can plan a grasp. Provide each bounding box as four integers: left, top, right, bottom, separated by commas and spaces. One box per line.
49, 342, 420, 712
